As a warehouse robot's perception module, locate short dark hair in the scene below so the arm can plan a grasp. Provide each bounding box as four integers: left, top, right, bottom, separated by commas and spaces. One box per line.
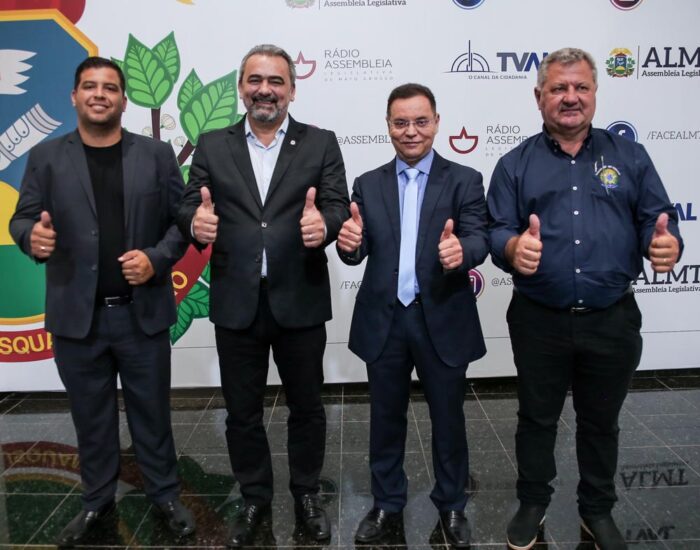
386, 83, 436, 117
238, 44, 296, 88
74, 56, 126, 92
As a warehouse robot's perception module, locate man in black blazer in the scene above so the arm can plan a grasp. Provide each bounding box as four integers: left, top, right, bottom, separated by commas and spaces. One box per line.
177, 44, 349, 547
337, 83, 488, 548
10, 57, 194, 546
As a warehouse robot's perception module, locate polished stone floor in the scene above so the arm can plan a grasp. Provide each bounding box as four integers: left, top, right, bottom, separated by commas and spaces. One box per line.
1, 369, 699, 549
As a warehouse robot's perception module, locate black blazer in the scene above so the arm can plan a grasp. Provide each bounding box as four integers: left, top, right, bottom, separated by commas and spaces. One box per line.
177, 116, 349, 330
10, 130, 188, 339
339, 153, 489, 367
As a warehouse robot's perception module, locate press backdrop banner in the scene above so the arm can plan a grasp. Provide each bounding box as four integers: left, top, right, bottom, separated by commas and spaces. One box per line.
1, 0, 698, 390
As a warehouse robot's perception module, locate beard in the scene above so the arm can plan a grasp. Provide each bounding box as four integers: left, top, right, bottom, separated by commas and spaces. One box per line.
246, 94, 283, 123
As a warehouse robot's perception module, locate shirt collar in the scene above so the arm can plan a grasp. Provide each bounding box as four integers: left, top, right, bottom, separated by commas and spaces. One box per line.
245, 114, 289, 144
395, 149, 435, 178
541, 124, 593, 154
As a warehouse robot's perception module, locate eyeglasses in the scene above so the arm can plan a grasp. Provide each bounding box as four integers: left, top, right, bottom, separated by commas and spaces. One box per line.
388, 118, 435, 130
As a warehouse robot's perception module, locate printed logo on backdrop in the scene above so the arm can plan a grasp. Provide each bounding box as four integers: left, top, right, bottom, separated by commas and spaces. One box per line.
484, 124, 528, 157
336, 133, 390, 146
609, 0, 644, 10
607, 46, 700, 79
0, 8, 94, 362
606, 121, 638, 142
606, 48, 636, 78
449, 127, 479, 154
647, 129, 700, 141
470, 269, 485, 298
674, 203, 697, 222
634, 263, 700, 294
322, 48, 394, 82
448, 41, 547, 80
294, 52, 317, 79
452, 0, 486, 9
293, 0, 409, 8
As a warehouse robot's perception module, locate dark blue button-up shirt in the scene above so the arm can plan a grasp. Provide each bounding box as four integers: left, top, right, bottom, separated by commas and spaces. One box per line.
488, 127, 683, 309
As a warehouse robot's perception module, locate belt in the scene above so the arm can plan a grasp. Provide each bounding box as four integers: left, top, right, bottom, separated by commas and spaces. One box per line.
99, 295, 133, 307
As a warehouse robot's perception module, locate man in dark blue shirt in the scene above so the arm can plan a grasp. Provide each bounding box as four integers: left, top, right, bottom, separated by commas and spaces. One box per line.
488, 47, 682, 550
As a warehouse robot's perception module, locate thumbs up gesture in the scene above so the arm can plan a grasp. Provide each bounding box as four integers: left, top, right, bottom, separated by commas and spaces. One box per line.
438, 218, 463, 270
300, 187, 325, 248
193, 186, 218, 244
649, 213, 679, 273
30, 210, 56, 259
505, 213, 542, 275
338, 201, 364, 253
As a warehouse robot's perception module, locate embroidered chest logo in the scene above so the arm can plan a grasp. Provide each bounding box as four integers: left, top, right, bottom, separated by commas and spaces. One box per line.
594, 157, 621, 190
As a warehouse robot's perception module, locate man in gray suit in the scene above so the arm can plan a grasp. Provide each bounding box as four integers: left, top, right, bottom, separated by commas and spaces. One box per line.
10, 57, 194, 547
177, 44, 349, 547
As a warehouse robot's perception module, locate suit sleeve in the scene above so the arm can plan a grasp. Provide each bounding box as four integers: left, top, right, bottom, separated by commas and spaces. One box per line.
176, 134, 210, 248
9, 147, 46, 262
315, 131, 350, 245
487, 157, 519, 274
142, 143, 189, 278
634, 144, 683, 260
337, 176, 367, 266
454, 169, 489, 274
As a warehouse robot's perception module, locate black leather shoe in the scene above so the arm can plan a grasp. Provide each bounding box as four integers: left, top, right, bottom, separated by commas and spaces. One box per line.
295, 493, 330, 541
155, 498, 196, 537
440, 510, 471, 548
506, 503, 546, 550
355, 507, 401, 543
227, 503, 271, 548
581, 516, 627, 550
56, 501, 116, 548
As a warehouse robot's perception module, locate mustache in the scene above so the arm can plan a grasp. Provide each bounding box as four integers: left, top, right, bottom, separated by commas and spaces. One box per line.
252, 93, 277, 103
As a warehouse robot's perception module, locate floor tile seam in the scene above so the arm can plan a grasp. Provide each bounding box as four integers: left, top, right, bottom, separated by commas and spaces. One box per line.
335, 385, 344, 549
408, 399, 434, 488
24, 490, 72, 546
473, 392, 517, 474
265, 387, 281, 432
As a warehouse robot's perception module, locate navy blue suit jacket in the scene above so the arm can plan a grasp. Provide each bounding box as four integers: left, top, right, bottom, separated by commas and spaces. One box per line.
339, 152, 488, 367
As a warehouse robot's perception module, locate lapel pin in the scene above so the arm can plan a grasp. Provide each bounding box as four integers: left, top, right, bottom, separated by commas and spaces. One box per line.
290, 139, 296, 146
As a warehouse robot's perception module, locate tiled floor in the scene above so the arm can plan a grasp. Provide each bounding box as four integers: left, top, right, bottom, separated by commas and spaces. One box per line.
1, 370, 699, 549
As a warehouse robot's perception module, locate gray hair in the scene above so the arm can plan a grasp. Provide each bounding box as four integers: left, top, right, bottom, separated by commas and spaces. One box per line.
238, 44, 296, 88
536, 47, 597, 89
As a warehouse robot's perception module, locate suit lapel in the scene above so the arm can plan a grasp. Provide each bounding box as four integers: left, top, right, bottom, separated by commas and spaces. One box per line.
265, 116, 304, 204
122, 130, 139, 248
226, 119, 262, 209
379, 159, 401, 251
65, 130, 97, 218
416, 153, 447, 259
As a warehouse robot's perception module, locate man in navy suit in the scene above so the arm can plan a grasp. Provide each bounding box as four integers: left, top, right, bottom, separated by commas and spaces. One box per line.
10, 57, 194, 547
337, 83, 488, 548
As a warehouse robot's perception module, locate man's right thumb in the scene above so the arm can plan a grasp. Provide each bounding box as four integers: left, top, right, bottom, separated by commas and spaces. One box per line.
201, 187, 213, 210
528, 213, 540, 239
40, 210, 52, 228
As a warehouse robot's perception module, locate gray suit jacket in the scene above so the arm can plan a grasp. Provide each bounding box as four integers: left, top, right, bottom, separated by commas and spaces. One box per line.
10, 129, 188, 339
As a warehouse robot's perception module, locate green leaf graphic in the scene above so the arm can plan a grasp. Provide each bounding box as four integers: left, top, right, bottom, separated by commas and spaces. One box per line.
180, 164, 190, 184
111, 57, 125, 73
179, 70, 238, 145
178, 69, 203, 111
123, 34, 174, 108
153, 32, 180, 83
170, 281, 210, 343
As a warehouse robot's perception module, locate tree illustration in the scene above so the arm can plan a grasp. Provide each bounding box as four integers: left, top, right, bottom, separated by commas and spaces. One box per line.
113, 32, 243, 342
